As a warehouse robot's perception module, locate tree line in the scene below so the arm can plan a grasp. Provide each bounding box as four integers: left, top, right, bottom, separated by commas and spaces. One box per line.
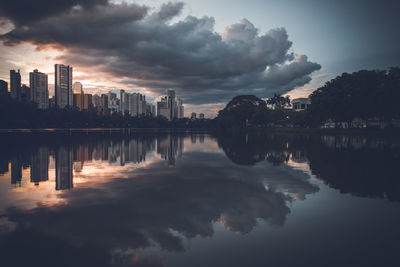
0, 96, 211, 129
214, 67, 400, 131
1, 67, 399, 129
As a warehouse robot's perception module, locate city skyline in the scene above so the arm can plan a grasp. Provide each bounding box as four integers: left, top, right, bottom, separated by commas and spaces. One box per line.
1, 64, 192, 119
1, 1, 398, 118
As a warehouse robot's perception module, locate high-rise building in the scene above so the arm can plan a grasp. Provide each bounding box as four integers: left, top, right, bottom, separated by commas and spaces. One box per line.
73, 82, 83, 94
176, 97, 184, 119
120, 90, 130, 116
92, 94, 101, 108
191, 112, 197, 120
55, 64, 73, 108
199, 113, 205, 119
146, 103, 156, 117
108, 91, 120, 114
73, 91, 92, 111
20, 85, 30, 103
167, 89, 175, 119
101, 94, 109, 115
0, 80, 8, 97
157, 96, 170, 120
157, 90, 184, 120
10, 69, 21, 100
128, 93, 146, 117
29, 69, 49, 109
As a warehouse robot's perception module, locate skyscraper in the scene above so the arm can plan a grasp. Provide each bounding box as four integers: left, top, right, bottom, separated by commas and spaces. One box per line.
120, 90, 129, 116
55, 64, 73, 108
176, 97, 184, 119
157, 96, 170, 120
10, 69, 21, 100
20, 85, 30, 103
167, 89, 175, 119
30, 69, 49, 109
108, 91, 120, 114
73, 82, 83, 94
129, 93, 146, 117
0, 80, 7, 97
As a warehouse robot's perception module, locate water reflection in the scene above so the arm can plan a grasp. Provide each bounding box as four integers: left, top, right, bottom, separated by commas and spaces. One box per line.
0, 130, 399, 266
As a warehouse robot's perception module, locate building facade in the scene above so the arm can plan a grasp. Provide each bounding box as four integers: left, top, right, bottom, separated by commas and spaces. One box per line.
55, 64, 73, 108
292, 98, 311, 111
157, 90, 184, 120
0, 80, 8, 97
10, 69, 21, 100
29, 69, 49, 109
108, 91, 120, 114
73, 82, 83, 94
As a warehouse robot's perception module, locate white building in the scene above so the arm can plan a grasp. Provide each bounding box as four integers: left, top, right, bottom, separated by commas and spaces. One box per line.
292, 98, 311, 111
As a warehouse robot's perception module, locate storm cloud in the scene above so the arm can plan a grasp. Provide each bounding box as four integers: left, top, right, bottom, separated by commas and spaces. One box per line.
0, 0, 321, 104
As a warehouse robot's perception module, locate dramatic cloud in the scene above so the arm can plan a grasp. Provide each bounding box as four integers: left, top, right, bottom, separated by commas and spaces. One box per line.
0, 1, 321, 104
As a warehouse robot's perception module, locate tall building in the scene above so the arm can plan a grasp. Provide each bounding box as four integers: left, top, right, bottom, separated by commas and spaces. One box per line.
191, 112, 197, 120
167, 89, 175, 119
101, 94, 109, 115
146, 103, 156, 117
92, 94, 101, 108
20, 85, 30, 103
176, 97, 184, 119
73, 83, 93, 111
10, 69, 21, 100
129, 93, 146, 117
108, 91, 120, 114
120, 90, 130, 116
0, 80, 8, 97
157, 90, 184, 120
55, 64, 73, 108
73, 82, 83, 94
199, 113, 205, 119
157, 96, 170, 120
29, 69, 49, 109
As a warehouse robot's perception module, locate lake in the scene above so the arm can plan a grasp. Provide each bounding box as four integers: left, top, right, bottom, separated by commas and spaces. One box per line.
0, 130, 399, 267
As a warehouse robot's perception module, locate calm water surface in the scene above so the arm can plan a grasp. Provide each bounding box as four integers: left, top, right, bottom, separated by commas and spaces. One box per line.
0, 130, 399, 267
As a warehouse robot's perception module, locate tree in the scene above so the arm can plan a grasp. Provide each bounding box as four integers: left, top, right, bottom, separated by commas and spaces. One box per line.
267, 94, 291, 110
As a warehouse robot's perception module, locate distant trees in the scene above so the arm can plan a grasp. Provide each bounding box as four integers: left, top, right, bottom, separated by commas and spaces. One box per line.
267, 94, 291, 110
214, 94, 310, 132
214, 95, 269, 131
309, 67, 400, 125
0, 95, 211, 129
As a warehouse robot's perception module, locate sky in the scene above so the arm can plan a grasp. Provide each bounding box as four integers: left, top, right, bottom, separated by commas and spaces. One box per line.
0, 0, 399, 117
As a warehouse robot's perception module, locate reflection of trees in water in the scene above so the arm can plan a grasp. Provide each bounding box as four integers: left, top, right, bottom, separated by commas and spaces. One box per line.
309, 135, 400, 202
1, 156, 298, 262
0, 131, 319, 266
218, 132, 400, 202
217, 132, 314, 166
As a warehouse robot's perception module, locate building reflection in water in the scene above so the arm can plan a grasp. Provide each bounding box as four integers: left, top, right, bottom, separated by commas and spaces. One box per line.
11, 157, 23, 185
5, 135, 186, 189
31, 147, 49, 185
56, 146, 73, 191
157, 135, 184, 166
